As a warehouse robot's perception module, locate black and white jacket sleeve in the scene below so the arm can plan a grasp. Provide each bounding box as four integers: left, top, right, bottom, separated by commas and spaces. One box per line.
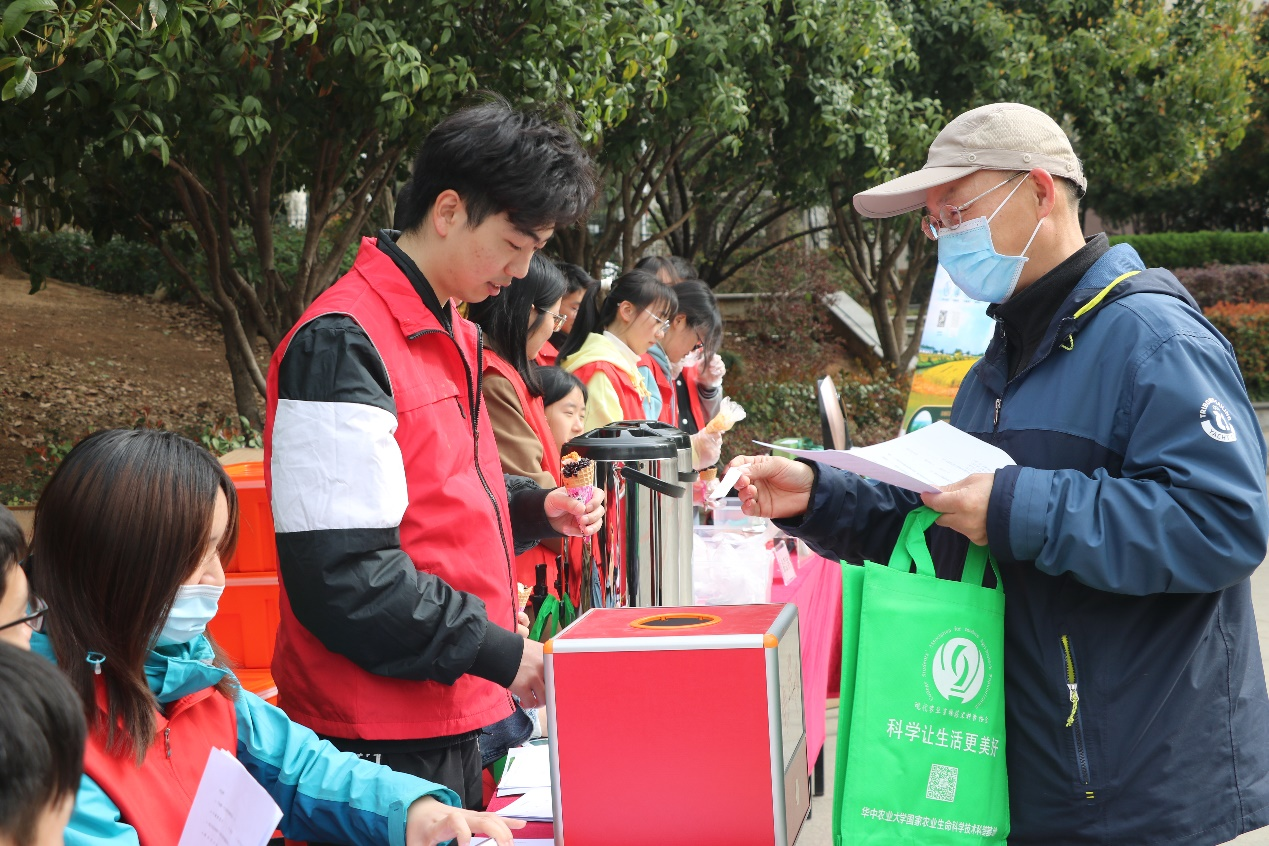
270, 315, 524, 688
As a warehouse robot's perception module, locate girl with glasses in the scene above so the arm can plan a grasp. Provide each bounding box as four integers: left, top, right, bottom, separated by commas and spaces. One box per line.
0, 505, 40, 650
557, 269, 677, 430
636, 280, 726, 471
27, 429, 520, 846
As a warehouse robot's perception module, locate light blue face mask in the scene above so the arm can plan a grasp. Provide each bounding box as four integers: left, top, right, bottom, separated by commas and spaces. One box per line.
936, 176, 1043, 303
156, 583, 224, 647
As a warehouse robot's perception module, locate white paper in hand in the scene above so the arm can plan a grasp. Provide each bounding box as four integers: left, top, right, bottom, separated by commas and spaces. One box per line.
757, 421, 1014, 494
708, 464, 749, 501
177, 748, 282, 846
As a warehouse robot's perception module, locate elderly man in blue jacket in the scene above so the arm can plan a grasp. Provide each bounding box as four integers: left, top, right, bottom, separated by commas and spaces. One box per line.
733, 102, 1269, 845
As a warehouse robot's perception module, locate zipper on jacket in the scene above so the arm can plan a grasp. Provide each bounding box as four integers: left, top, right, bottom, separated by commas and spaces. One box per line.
993, 398, 1001, 430
454, 397, 466, 420
164, 726, 172, 759
412, 323, 521, 708
1060, 635, 1093, 794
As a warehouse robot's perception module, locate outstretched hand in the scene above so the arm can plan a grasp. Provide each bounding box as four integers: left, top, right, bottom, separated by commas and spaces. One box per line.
921, 473, 994, 546
728, 455, 814, 520
405, 797, 525, 846
545, 486, 604, 536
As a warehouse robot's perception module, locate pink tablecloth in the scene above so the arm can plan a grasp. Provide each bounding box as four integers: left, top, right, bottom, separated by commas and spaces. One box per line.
771, 552, 842, 776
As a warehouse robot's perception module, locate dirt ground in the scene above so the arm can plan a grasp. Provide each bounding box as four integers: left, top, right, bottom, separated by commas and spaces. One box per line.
0, 267, 240, 499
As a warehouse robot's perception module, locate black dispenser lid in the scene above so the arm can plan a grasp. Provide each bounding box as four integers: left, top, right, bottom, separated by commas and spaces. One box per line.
635, 420, 691, 451
565, 422, 676, 461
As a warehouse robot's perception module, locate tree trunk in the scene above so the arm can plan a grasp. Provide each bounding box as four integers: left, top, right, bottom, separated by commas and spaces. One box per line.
220, 315, 264, 429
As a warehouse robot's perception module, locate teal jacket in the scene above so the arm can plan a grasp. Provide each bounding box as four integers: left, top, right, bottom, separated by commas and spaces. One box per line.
32, 633, 459, 846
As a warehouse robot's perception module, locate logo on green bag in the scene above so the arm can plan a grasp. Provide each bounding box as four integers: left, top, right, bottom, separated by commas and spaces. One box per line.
925, 628, 993, 706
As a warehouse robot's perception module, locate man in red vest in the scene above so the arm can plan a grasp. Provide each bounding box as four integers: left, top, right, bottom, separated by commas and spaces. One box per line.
263, 97, 601, 813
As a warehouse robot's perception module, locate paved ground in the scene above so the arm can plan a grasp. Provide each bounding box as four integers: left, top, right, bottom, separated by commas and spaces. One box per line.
797, 524, 1269, 845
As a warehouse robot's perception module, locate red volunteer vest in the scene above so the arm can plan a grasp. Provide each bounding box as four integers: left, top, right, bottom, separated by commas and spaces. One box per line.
534, 339, 558, 367
265, 237, 516, 739
82, 681, 237, 846
483, 352, 562, 591
679, 364, 708, 431
570, 360, 646, 421
640, 354, 708, 431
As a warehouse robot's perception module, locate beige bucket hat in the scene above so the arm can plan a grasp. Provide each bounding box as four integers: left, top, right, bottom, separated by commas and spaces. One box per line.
852, 102, 1086, 219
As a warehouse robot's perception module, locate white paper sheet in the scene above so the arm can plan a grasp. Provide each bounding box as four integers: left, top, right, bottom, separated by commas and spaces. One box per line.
708, 463, 749, 500
177, 748, 282, 846
497, 787, 554, 821
496, 744, 552, 796
757, 421, 1014, 494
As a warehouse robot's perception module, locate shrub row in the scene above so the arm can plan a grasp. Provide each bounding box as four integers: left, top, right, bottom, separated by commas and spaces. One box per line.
1110, 231, 1269, 270
15, 227, 359, 299
1174, 264, 1269, 310
1204, 302, 1269, 401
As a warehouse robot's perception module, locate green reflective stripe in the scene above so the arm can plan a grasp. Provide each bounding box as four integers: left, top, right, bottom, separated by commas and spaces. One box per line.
1072, 270, 1140, 320
1061, 634, 1079, 727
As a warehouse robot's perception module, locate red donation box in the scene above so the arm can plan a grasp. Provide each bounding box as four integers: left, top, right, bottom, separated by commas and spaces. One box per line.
544, 604, 809, 845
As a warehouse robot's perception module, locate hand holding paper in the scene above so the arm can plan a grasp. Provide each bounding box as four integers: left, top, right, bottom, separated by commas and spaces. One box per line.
756, 421, 1014, 495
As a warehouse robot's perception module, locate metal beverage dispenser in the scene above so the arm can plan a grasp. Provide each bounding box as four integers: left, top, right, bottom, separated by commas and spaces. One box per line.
637, 421, 697, 605
565, 424, 687, 610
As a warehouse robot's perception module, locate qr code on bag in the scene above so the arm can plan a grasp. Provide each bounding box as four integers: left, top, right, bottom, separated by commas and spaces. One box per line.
926, 764, 958, 803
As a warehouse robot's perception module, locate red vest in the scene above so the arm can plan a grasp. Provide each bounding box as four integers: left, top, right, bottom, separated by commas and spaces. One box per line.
570, 360, 646, 420
534, 339, 558, 367
679, 364, 709, 431
640, 355, 708, 431
82, 681, 237, 846
483, 351, 561, 591
265, 237, 516, 739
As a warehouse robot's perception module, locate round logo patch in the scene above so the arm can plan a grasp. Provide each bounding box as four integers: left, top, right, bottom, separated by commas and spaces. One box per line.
1200, 398, 1237, 443
932, 637, 986, 703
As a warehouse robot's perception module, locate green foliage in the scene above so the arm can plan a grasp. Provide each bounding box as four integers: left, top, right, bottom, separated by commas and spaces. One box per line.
198, 415, 263, 455
13, 230, 188, 297
1204, 302, 1269, 400
0, 433, 75, 506
1109, 232, 1269, 270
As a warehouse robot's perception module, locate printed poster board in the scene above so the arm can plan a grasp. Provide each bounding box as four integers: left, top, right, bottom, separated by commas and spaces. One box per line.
902, 266, 997, 433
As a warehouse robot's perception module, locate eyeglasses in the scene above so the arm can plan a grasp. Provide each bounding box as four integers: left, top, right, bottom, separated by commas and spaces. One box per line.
0, 595, 48, 634
642, 308, 672, 333
920, 171, 1027, 241
535, 305, 567, 331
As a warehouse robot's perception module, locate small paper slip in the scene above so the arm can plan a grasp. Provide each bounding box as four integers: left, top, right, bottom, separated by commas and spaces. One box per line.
177, 748, 282, 846
756, 421, 1015, 495
498, 787, 554, 821
708, 464, 749, 501
496, 744, 552, 796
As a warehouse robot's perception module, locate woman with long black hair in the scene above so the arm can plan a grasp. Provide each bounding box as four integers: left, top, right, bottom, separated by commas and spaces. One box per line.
28, 429, 520, 846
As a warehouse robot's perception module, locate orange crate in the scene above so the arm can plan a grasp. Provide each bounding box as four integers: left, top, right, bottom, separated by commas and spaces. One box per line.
208, 572, 280, 670
235, 668, 279, 706
223, 461, 278, 574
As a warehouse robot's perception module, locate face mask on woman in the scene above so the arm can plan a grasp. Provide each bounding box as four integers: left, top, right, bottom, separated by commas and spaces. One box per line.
156, 584, 224, 646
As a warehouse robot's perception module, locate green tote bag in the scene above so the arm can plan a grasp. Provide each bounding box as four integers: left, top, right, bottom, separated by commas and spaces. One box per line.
833, 507, 1008, 845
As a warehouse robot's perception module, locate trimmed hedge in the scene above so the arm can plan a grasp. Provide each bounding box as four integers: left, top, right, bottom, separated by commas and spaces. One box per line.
1110, 232, 1269, 270
1175, 264, 1269, 310
1204, 301, 1269, 401
17, 230, 184, 297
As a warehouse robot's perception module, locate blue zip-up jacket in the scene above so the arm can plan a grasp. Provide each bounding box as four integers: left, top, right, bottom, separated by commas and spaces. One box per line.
786, 244, 1269, 844
31, 633, 459, 846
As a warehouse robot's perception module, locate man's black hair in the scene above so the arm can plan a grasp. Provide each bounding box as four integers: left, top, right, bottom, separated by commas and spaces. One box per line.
537, 365, 588, 406
396, 94, 597, 235
0, 642, 86, 845
0, 505, 26, 602
555, 262, 595, 295
468, 252, 567, 397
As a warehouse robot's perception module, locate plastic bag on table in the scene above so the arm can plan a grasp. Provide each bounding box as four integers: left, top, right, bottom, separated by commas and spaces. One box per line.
691, 526, 773, 606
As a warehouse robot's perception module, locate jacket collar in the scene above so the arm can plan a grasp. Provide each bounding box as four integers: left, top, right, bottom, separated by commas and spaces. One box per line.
30, 632, 230, 706
360, 230, 454, 337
